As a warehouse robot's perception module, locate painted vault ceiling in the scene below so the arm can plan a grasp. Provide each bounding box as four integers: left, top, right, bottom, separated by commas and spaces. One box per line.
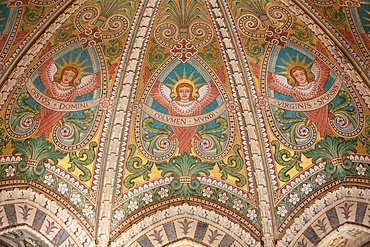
0, 0, 370, 246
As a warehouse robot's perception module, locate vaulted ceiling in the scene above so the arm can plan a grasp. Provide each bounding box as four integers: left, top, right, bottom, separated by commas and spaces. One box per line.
0, 0, 370, 246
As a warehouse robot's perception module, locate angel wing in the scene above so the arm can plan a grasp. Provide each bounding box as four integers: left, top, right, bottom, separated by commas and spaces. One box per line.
268, 72, 293, 97
311, 42, 330, 87
150, 80, 172, 108
144, 67, 171, 108
197, 80, 219, 107
76, 72, 101, 97
311, 59, 330, 88
38, 58, 57, 91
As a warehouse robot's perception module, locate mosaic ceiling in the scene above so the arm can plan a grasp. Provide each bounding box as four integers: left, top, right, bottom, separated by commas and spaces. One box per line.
0, 0, 370, 246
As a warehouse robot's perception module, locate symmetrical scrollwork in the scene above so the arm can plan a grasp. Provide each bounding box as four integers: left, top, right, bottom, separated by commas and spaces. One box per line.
236, 1, 293, 47
153, 0, 213, 63
74, 0, 133, 48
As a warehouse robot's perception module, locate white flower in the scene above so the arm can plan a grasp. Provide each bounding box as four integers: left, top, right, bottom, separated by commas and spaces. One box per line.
44, 174, 54, 186
289, 193, 299, 205
158, 188, 169, 198
83, 205, 93, 217
70, 194, 81, 205
142, 193, 153, 204
58, 183, 68, 195
301, 183, 312, 195
114, 210, 125, 221
218, 192, 229, 204
128, 200, 138, 212
247, 209, 257, 220
315, 174, 326, 185
256, 96, 269, 109
5, 166, 15, 177
202, 187, 213, 198
356, 164, 366, 176
277, 206, 287, 217
298, 126, 310, 136
233, 199, 243, 211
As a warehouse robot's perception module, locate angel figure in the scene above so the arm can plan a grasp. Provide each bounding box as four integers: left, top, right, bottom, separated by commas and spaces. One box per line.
268, 44, 335, 138
148, 68, 221, 154
34, 57, 103, 138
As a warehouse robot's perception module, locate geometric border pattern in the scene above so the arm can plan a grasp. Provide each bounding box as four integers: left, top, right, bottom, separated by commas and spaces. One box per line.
111, 203, 260, 247
277, 186, 370, 246
0, 187, 92, 246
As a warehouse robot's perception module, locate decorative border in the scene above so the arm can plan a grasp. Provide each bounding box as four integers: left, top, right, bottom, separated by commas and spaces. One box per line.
111, 202, 260, 247
206, 0, 275, 245
0, 187, 92, 246
94, 0, 161, 245
277, 185, 370, 246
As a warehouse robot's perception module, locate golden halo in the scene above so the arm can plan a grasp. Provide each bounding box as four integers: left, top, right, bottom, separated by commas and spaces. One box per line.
55, 53, 90, 85
277, 53, 312, 85
170, 70, 200, 99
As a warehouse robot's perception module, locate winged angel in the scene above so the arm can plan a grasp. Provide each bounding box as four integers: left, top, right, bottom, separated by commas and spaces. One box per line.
34, 56, 102, 138
149, 69, 219, 154
268, 44, 335, 138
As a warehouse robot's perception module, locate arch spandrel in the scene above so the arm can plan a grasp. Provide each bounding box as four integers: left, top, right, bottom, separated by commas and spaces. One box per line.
0, 0, 141, 241
111, 0, 262, 243
226, 0, 370, 242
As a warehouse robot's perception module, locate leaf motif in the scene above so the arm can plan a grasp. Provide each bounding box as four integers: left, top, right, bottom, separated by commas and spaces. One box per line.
17, 92, 39, 114
149, 229, 164, 244
124, 145, 154, 188
179, 218, 193, 235
339, 202, 353, 220
156, 152, 215, 198
19, 204, 33, 221
44, 219, 59, 235
313, 218, 327, 234
64, 110, 94, 125
208, 228, 223, 244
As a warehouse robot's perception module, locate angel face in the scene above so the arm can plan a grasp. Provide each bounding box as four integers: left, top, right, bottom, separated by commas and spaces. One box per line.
61, 70, 77, 85
175, 83, 195, 102
291, 68, 309, 86
178, 86, 192, 102
59, 67, 78, 87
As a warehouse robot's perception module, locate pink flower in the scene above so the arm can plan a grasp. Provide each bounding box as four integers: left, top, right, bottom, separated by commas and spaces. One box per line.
226, 101, 239, 113
130, 101, 142, 114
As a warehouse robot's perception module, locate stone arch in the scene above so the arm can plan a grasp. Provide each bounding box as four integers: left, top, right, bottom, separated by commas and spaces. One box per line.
0, 187, 93, 246
111, 202, 260, 247
166, 238, 207, 247
278, 186, 370, 246
317, 223, 370, 247
0, 224, 53, 246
